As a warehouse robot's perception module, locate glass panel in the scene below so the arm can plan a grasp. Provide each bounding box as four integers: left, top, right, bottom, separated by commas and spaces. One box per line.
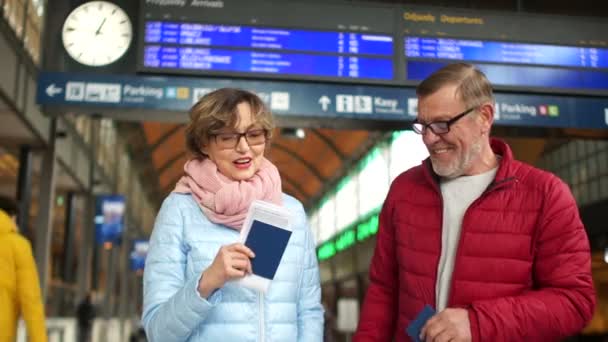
559, 166, 570, 184
579, 163, 588, 184
571, 186, 581, 205
578, 184, 589, 206
589, 180, 600, 204
118, 151, 130, 194
569, 164, 578, 185
75, 117, 91, 144
568, 141, 577, 162
557, 145, 569, 167
600, 177, 608, 199
2, 0, 44, 64
359, 149, 389, 217
3, 0, 25, 37
318, 197, 336, 243
587, 140, 597, 154
309, 213, 320, 245
588, 155, 598, 179
335, 176, 358, 232
24, 2, 41, 64
576, 141, 587, 158
598, 152, 608, 176
389, 130, 429, 182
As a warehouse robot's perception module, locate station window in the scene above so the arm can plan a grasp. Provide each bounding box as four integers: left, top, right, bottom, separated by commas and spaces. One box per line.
389, 130, 429, 182
3, 0, 44, 64
358, 148, 389, 217
541, 140, 608, 207
318, 197, 336, 243
335, 176, 358, 232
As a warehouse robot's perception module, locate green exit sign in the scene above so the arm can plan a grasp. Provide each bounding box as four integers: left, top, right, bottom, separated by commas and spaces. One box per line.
316, 209, 380, 262
357, 214, 379, 241
317, 241, 336, 261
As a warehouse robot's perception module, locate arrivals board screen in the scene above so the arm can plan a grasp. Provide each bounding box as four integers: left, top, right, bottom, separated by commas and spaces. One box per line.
139, 21, 395, 81
144, 22, 394, 56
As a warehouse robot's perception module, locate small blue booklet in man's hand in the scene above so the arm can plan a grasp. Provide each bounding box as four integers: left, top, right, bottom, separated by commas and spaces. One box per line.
235, 200, 292, 293
406, 305, 436, 342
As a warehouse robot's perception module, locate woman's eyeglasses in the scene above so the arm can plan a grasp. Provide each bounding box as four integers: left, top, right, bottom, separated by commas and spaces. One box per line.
212, 129, 268, 149
412, 107, 477, 135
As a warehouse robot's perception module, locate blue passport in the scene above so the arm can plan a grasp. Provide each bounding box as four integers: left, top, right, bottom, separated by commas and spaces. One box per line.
406, 305, 436, 342
243, 220, 292, 279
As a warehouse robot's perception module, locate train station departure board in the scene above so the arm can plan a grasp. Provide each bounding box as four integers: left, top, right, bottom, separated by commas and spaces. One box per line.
137, 0, 608, 95
404, 37, 608, 92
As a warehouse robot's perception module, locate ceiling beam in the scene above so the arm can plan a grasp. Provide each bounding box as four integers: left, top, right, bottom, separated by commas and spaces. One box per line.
280, 170, 310, 199
163, 174, 182, 195
158, 151, 186, 176
149, 124, 183, 153
309, 129, 347, 161
271, 142, 326, 182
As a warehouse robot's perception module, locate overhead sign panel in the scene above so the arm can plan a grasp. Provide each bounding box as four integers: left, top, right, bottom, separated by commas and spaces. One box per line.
39, 1, 608, 129
37, 71, 608, 129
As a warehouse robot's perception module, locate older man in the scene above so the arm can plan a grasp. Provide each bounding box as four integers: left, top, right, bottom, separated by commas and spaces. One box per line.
354, 63, 595, 342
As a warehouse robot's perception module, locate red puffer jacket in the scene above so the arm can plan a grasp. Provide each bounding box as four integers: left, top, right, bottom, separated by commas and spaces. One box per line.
354, 139, 595, 342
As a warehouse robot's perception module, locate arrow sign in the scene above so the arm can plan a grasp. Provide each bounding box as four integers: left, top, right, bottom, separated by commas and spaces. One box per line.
46, 84, 63, 97
318, 95, 331, 111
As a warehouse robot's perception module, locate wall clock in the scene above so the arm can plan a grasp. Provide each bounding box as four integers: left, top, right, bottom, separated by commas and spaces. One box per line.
62, 1, 133, 66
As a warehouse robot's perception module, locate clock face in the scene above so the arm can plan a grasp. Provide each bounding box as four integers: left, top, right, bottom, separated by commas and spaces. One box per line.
62, 1, 132, 67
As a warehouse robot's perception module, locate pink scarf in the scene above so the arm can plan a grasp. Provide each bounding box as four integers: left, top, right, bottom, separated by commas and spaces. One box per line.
173, 157, 282, 230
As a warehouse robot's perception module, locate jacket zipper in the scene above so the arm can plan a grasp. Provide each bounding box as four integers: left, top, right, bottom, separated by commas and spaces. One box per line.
259, 291, 265, 342
445, 176, 518, 307
425, 162, 443, 308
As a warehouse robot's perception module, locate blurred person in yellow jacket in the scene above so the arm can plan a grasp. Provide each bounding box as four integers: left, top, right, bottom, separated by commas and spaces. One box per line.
0, 195, 47, 342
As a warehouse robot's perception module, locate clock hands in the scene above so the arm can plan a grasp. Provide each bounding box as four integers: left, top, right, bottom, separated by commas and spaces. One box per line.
95, 18, 107, 35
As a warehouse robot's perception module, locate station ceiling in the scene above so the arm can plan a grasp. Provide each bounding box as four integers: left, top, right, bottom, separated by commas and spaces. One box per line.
116, 0, 608, 212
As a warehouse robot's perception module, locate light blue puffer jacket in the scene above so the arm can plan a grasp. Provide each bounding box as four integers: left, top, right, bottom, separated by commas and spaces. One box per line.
142, 193, 324, 341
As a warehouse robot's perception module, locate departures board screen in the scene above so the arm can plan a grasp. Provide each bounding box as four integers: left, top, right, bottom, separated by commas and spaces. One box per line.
404, 37, 608, 91
137, 1, 608, 95
404, 37, 608, 69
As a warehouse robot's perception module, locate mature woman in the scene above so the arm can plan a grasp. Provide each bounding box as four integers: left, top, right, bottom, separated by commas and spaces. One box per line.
142, 88, 324, 341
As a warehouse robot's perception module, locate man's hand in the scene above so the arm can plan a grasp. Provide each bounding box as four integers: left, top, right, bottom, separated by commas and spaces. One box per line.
420, 308, 471, 342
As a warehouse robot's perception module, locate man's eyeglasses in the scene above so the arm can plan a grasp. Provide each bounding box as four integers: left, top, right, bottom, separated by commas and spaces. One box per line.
412, 107, 477, 135
212, 129, 268, 149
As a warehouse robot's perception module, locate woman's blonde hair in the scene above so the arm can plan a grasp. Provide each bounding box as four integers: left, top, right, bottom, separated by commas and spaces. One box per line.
185, 88, 275, 160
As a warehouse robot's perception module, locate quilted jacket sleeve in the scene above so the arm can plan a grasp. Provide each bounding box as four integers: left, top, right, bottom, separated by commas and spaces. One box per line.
295, 202, 324, 342
142, 194, 222, 342
353, 192, 399, 342
14, 236, 48, 342
468, 178, 596, 341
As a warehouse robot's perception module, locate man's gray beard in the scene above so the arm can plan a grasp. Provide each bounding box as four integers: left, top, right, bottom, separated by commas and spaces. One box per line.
431, 139, 482, 179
